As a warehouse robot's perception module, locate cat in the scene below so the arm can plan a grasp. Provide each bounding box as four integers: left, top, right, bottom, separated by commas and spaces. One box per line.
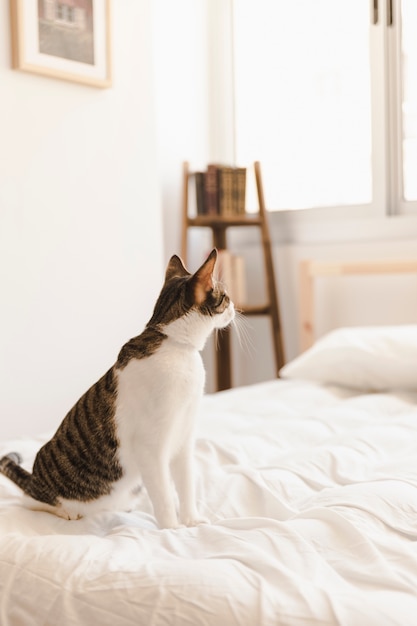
0, 248, 235, 528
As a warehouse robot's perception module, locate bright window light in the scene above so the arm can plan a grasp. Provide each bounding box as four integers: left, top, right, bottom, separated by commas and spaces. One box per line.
233, 0, 372, 211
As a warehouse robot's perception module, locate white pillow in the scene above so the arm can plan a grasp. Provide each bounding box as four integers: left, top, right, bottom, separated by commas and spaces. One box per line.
279, 325, 417, 391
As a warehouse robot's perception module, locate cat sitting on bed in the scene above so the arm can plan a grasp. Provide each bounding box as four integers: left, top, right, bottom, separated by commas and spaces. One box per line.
0, 249, 235, 528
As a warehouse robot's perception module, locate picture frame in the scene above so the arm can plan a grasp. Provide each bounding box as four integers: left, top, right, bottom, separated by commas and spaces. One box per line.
10, 0, 112, 88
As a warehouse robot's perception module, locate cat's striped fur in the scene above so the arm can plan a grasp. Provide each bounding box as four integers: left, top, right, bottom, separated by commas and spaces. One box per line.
0, 249, 235, 527
0, 368, 121, 506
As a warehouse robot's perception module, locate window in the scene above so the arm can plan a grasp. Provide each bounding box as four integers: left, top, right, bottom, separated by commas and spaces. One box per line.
230, 0, 417, 216
55, 3, 75, 25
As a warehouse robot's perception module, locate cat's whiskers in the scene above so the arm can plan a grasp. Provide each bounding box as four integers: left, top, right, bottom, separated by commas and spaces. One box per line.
231, 310, 255, 356
213, 326, 226, 352
213, 308, 254, 359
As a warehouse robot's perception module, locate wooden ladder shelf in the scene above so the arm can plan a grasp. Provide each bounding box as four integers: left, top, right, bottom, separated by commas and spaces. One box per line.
181, 161, 285, 391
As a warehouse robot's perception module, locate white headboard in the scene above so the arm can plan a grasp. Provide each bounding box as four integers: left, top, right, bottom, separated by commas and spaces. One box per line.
299, 258, 417, 351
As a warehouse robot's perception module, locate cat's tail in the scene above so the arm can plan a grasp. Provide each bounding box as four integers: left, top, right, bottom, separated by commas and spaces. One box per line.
0, 452, 33, 493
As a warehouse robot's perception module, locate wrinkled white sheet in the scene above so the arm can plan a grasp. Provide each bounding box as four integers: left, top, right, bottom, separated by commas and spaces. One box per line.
1, 379, 417, 626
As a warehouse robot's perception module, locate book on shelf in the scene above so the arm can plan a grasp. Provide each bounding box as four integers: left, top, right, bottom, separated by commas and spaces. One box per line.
194, 172, 206, 216
204, 164, 220, 215
231, 254, 247, 304
194, 164, 247, 217
215, 249, 247, 306
218, 166, 234, 217
233, 167, 246, 215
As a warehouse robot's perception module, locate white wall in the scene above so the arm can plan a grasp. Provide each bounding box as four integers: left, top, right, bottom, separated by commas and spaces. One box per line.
0, 1, 164, 439
151, 0, 210, 266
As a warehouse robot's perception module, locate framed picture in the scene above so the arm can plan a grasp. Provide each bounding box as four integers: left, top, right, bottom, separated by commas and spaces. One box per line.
10, 0, 112, 88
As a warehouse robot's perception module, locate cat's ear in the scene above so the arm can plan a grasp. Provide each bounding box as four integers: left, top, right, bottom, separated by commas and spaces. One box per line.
165, 255, 190, 282
191, 248, 217, 304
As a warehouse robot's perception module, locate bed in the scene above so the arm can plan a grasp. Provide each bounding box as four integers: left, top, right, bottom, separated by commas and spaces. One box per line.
1, 322, 417, 625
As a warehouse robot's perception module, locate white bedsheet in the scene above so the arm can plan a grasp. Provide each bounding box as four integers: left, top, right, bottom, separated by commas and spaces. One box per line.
1, 379, 417, 625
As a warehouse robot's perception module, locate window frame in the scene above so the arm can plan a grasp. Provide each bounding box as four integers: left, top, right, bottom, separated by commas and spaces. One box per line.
390, 0, 417, 215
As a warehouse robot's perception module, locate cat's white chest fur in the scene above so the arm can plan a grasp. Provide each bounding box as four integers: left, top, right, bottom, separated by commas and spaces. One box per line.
115, 339, 204, 463
113, 338, 206, 528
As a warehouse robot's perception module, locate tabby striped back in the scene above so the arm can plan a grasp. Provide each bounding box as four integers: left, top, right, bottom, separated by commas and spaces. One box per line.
1, 369, 121, 506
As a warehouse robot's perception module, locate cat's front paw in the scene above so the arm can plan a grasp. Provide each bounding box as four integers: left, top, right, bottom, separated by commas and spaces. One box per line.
56, 506, 82, 521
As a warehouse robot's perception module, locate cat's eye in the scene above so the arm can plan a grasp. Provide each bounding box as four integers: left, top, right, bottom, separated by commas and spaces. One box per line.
216, 294, 226, 307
